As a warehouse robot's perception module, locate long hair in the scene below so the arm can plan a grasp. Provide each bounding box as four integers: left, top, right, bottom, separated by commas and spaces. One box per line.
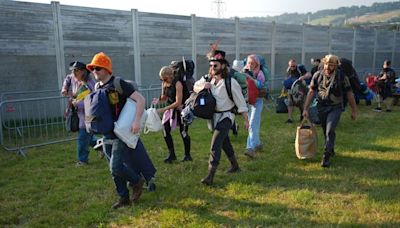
208, 62, 229, 78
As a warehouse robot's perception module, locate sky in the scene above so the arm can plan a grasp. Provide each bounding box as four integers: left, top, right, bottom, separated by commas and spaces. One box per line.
16, 0, 397, 18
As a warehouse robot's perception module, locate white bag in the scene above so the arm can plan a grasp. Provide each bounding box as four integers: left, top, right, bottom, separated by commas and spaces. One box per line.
144, 106, 163, 134
113, 99, 147, 149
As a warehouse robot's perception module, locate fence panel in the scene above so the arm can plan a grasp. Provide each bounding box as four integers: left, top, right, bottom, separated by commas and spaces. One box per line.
0, 96, 75, 154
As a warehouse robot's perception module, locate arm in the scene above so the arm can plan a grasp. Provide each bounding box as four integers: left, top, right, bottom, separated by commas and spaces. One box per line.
231, 79, 249, 130
299, 71, 311, 81
302, 89, 316, 119
157, 81, 183, 113
193, 76, 209, 93
129, 91, 145, 134
346, 91, 357, 120
61, 74, 72, 96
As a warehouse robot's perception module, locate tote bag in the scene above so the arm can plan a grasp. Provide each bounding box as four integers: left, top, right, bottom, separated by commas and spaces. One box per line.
113, 99, 147, 149
144, 105, 163, 134
295, 118, 317, 159
65, 107, 79, 132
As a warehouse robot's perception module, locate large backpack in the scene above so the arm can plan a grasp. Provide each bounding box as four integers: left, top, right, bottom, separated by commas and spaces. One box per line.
339, 58, 363, 94
170, 59, 195, 102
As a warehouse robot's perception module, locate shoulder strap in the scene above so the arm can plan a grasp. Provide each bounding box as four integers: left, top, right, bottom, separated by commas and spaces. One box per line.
113, 77, 123, 94
225, 74, 233, 102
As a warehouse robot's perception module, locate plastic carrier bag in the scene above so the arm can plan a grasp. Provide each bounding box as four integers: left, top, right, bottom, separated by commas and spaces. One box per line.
113, 99, 147, 149
144, 105, 163, 134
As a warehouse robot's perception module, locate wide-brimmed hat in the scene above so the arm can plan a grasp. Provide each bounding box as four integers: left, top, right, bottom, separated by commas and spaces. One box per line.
207, 49, 229, 65
69, 61, 86, 70
86, 52, 113, 74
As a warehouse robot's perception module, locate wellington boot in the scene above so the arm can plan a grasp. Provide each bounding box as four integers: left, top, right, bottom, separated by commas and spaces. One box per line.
201, 167, 217, 186
226, 156, 240, 173
111, 197, 131, 209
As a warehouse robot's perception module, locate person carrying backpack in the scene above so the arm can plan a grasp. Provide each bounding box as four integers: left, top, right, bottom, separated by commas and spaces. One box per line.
303, 54, 357, 168
284, 59, 312, 123
194, 49, 249, 186
152, 66, 192, 163
242, 54, 266, 158
374, 60, 397, 112
63, 61, 98, 166
86, 52, 155, 209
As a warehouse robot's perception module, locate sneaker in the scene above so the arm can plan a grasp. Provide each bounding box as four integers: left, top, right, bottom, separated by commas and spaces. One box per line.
386, 109, 392, 112
244, 149, 256, 158
373, 107, 382, 112
285, 119, 293, 124
255, 144, 263, 152
75, 161, 88, 167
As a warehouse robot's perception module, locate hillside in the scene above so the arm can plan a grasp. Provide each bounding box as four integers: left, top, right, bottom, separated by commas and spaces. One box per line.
243, 1, 400, 29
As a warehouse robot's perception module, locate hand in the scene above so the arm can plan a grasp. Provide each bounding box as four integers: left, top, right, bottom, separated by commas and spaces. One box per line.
204, 82, 211, 89
302, 110, 309, 119
152, 97, 159, 105
156, 108, 164, 113
61, 90, 68, 96
244, 119, 249, 130
71, 99, 78, 107
351, 110, 357, 121
131, 120, 140, 134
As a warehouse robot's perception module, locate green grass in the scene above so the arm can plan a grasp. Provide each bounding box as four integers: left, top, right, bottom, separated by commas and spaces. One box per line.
1, 103, 399, 227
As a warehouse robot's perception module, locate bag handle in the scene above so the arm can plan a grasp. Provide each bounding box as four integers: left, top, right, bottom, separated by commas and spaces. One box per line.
299, 117, 313, 127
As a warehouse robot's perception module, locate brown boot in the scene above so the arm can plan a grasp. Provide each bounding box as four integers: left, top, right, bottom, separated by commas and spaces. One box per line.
201, 166, 217, 186
111, 196, 131, 209
226, 155, 240, 173
131, 176, 146, 203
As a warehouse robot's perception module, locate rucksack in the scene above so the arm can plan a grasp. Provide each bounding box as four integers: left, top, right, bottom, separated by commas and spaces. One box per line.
339, 58, 365, 94
191, 89, 216, 119
170, 59, 195, 102
225, 69, 248, 114
84, 77, 135, 134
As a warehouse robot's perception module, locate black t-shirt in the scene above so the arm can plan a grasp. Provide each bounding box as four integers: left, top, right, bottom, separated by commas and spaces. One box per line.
98, 76, 136, 121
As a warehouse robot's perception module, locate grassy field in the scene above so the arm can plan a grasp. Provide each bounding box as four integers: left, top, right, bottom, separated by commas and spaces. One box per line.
0, 103, 399, 227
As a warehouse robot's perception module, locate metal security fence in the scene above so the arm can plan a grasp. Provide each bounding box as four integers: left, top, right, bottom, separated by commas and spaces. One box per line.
0, 96, 75, 155
0, 87, 164, 155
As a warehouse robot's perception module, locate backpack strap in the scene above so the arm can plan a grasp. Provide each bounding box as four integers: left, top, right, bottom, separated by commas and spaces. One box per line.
225, 69, 236, 102
113, 77, 123, 94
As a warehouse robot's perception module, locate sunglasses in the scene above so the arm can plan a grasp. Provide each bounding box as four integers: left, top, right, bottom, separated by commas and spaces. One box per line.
92, 66, 103, 72
209, 64, 219, 68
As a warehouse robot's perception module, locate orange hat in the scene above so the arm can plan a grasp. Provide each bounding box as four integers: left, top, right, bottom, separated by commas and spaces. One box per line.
86, 52, 113, 74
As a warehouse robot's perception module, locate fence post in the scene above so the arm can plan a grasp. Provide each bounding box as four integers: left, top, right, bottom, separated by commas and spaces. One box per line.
191, 14, 197, 79
373, 29, 378, 74
51, 1, 65, 91
235, 17, 240, 61
352, 27, 357, 66
301, 23, 305, 64
132, 9, 142, 85
328, 24, 332, 53
271, 21, 276, 91
392, 31, 397, 68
